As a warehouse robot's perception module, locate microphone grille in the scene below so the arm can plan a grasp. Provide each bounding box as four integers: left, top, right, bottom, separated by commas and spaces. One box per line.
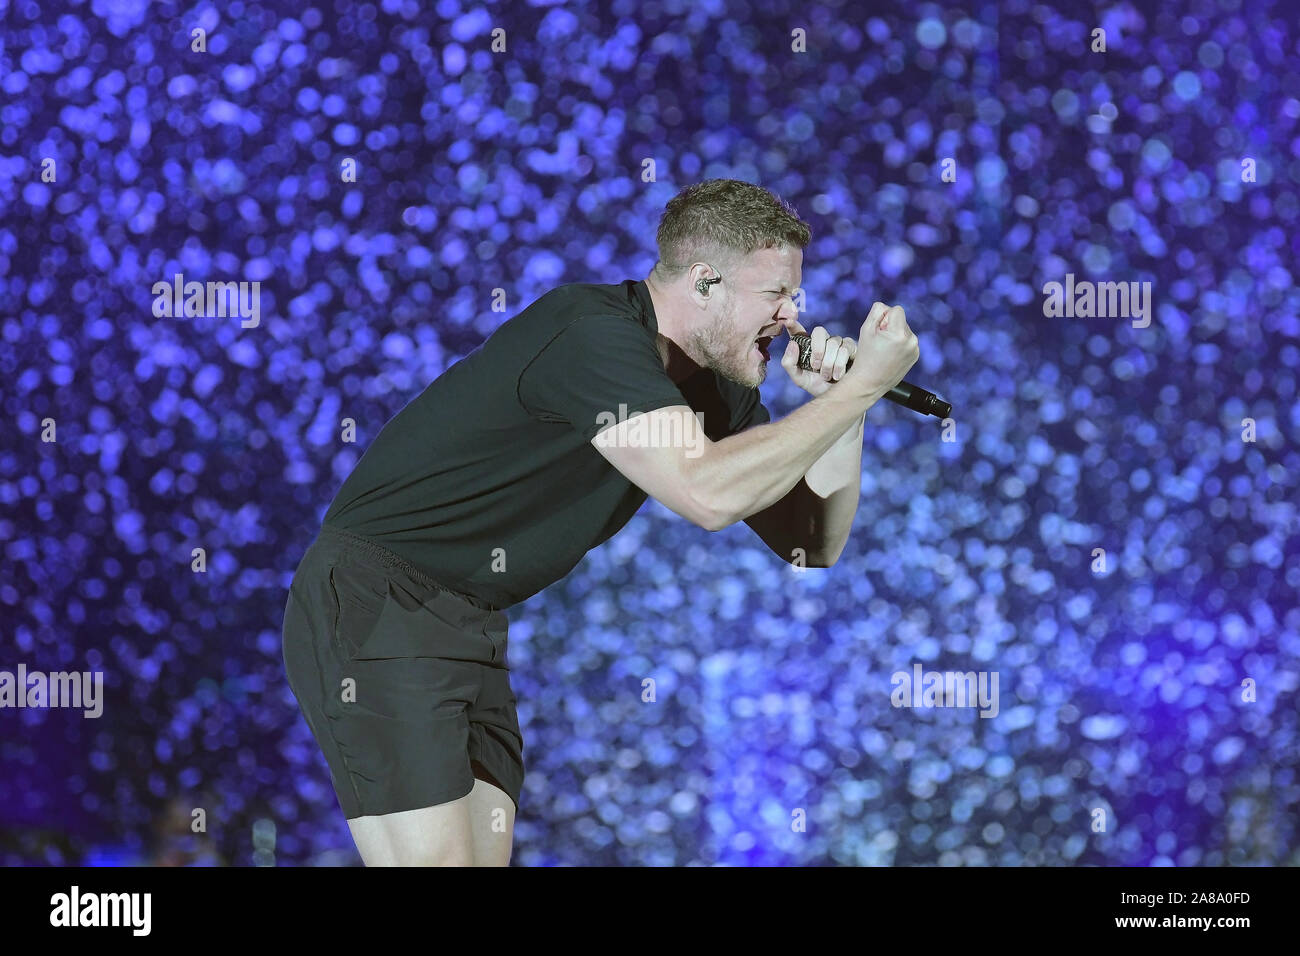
790, 332, 815, 370
789, 332, 852, 372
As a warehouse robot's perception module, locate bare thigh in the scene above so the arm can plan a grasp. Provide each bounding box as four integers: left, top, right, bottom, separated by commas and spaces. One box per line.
348, 792, 473, 866
347, 778, 515, 866
467, 777, 516, 867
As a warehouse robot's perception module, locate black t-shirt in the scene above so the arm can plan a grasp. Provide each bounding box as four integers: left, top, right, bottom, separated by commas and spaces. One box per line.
323, 278, 771, 609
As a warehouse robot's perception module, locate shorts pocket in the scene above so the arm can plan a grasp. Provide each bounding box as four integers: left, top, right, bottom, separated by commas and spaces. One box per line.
351, 580, 497, 664
328, 563, 393, 661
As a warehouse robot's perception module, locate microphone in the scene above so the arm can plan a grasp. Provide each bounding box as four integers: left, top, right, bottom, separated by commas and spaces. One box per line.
789, 332, 952, 419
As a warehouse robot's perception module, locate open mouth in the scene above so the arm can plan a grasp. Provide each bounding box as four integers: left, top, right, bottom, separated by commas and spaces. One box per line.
754, 334, 776, 361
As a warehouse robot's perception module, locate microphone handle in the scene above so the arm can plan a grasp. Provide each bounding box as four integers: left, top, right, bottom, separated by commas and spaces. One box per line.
885, 382, 952, 420
789, 332, 951, 419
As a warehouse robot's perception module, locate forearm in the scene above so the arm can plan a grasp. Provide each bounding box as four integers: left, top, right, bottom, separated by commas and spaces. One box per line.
798, 412, 865, 564
688, 384, 882, 528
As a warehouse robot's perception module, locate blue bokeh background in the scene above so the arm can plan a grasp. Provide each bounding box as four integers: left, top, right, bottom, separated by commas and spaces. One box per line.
2, 0, 1298, 865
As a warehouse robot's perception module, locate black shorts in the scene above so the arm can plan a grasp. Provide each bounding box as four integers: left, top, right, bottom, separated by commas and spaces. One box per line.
281, 524, 524, 819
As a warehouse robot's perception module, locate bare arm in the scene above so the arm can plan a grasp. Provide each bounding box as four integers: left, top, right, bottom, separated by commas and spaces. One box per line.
694, 384, 882, 528
590, 384, 882, 532
740, 303, 914, 566
743, 411, 865, 567
591, 304, 918, 552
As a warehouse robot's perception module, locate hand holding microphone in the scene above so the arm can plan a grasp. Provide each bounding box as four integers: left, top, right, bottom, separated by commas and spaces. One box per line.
787, 303, 951, 419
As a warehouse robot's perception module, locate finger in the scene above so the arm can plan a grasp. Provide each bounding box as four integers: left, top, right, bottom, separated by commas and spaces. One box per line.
866, 302, 889, 327
783, 320, 808, 363
881, 305, 905, 331
820, 336, 843, 380
809, 326, 829, 371
781, 338, 801, 372
831, 337, 854, 380
821, 335, 842, 382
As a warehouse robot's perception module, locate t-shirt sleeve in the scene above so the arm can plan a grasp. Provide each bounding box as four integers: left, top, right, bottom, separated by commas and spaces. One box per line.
517, 315, 689, 442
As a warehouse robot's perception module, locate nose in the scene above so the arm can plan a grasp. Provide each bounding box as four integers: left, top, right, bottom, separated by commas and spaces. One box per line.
775, 306, 800, 331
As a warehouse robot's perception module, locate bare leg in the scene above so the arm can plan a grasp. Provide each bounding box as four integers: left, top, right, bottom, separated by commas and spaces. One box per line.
467, 777, 516, 867
347, 792, 475, 866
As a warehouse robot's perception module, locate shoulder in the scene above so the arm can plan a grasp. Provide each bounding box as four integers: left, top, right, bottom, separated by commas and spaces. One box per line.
534, 280, 640, 314
525, 280, 653, 343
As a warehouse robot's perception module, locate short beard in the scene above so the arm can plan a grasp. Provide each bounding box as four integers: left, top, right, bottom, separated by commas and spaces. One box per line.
690, 294, 765, 388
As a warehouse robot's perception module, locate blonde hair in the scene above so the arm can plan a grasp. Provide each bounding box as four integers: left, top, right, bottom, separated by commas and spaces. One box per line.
651, 179, 812, 280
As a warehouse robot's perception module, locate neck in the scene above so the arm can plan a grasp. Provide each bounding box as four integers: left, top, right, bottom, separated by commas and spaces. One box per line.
645, 272, 706, 384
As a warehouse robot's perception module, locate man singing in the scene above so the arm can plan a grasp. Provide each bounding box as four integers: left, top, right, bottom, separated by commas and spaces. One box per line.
281, 179, 920, 865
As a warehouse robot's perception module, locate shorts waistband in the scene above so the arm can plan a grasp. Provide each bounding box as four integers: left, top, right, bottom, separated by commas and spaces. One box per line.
317, 524, 496, 612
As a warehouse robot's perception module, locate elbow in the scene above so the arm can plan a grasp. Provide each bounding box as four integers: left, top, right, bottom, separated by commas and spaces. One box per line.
794, 543, 844, 568
681, 466, 738, 532
695, 504, 735, 533
818, 542, 847, 567
681, 448, 750, 532
687, 490, 736, 533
